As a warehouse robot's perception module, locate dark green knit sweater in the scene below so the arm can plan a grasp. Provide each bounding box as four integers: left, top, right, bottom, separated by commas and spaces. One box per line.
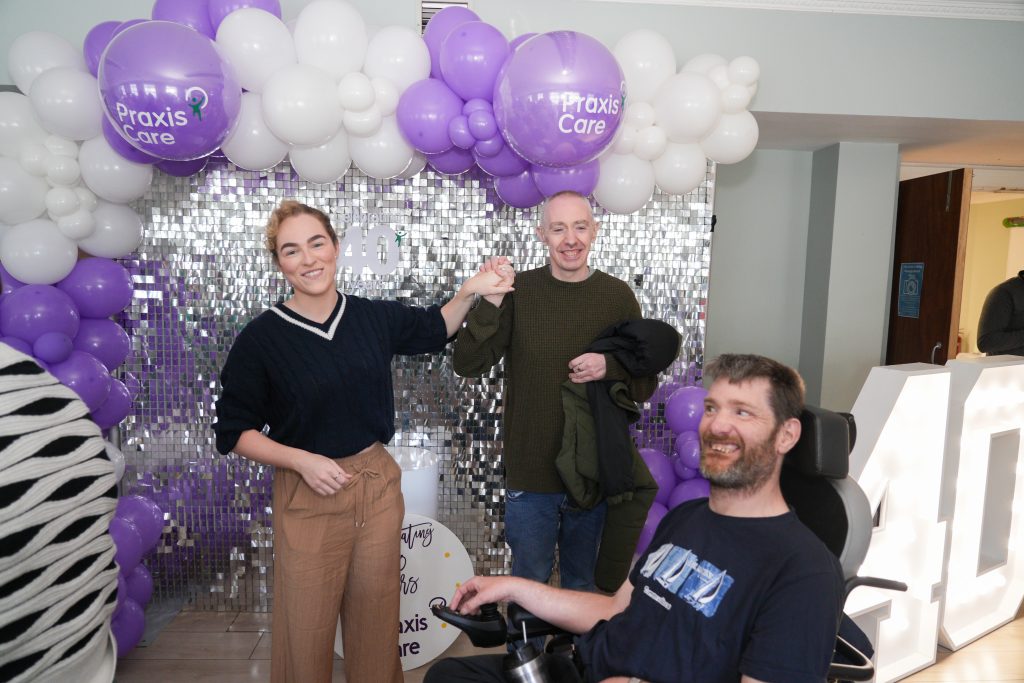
453, 266, 657, 492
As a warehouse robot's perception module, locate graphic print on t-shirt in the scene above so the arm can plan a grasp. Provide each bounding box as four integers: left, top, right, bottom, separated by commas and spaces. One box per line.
639, 543, 734, 617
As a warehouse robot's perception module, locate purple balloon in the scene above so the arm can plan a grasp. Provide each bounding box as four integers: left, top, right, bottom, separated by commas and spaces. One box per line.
125, 563, 154, 606
153, 0, 215, 38
208, 0, 282, 33
0, 262, 26, 297
650, 380, 683, 408
673, 435, 702, 470
467, 109, 498, 141
57, 258, 134, 319
397, 79, 464, 154
439, 21, 510, 101
111, 598, 145, 656
112, 19, 149, 39
109, 515, 143, 572
494, 168, 544, 208
635, 502, 667, 556
494, 31, 625, 167
447, 115, 475, 150
73, 318, 130, 371
510, 33, 538, 51
116, 494, 165, 551
423, 5, 481, 80
473, 134, 504, 158
92, 378, 132, 430
83, 21, 121, 77
33, 332, 73, 364
640, 447, 677, 507
99, 21, 242, 161
0, 337, 33, 356
426, 147, 476, 175
156, 156, 210, 177
668, 478, 711, 509
531, 160, 600, 197
114, 571, 127, 619
665, 386, 708, 435
102, 116, 159, 165
463, 98, 492, 116
474, 144, 529, 177
0, 286, 80, 344
50, 350, 112, 412
674, 461, 699, 481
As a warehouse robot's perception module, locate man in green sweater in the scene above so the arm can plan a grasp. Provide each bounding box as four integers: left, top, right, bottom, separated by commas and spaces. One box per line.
454, 191, 657, 591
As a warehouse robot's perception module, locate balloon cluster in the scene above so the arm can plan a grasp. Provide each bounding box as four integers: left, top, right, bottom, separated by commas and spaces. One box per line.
109, 494, 163, 656
399, 7, 625, 209
634, 383, 712, 555
0, 258, 136, 429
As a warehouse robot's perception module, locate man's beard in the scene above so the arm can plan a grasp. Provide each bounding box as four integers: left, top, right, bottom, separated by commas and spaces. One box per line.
700, 429, 779, 491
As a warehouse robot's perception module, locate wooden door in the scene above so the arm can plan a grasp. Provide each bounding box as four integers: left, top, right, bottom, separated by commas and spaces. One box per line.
885, 169, 972, 365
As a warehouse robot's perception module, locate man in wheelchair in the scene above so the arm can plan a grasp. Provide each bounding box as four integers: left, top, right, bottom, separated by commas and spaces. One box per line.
426, 354, 846, 683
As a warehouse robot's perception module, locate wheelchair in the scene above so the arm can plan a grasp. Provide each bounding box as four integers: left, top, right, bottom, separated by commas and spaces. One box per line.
434, 406, 907, 683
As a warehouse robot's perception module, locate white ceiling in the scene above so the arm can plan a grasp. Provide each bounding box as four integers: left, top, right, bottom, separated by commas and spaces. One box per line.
600, 0, 1024, 21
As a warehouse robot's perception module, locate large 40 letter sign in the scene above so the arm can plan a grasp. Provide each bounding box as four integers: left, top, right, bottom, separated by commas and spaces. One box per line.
847, 356, 1024, 682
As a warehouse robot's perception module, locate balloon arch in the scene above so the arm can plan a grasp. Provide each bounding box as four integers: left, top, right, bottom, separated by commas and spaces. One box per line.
0, 0, 759, 659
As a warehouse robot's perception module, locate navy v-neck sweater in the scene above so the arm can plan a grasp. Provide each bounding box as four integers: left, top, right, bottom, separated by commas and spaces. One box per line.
214, 293, 447, 460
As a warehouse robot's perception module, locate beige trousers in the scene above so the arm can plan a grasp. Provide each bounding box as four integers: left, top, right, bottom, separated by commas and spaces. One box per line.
271, 442, 404, 683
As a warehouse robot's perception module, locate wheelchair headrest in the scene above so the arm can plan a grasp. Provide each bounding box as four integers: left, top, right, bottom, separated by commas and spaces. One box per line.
784, 405, 855, 479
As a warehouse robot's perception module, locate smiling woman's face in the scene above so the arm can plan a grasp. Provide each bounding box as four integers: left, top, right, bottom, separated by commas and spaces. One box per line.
274, 213, 339, 299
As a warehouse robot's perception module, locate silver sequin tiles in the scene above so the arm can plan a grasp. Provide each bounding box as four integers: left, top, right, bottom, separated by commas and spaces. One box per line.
120, 161, 714, 611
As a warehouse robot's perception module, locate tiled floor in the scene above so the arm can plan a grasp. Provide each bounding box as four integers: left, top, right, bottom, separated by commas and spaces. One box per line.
114, 606, 1024, 682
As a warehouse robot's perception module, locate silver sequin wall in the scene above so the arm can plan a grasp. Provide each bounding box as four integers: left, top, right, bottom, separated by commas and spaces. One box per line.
119, 161, 714, 611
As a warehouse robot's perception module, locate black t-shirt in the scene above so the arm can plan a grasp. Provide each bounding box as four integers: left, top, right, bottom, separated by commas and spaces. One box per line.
214, 293, 447, 459
578, 500, 844, 683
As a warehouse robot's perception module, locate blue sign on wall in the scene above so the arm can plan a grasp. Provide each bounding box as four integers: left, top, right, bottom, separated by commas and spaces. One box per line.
898, 262, 924, 319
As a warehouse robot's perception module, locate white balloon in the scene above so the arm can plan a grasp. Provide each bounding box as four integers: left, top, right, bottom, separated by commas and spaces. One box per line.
349, 115, 414, 179
216, 8, 297, 93
221, 92, 289, 171
653, 72, 722, 143
652, 142, 708, 195
45, 186, 79, 218
593, 153, 656, 214
701, 111, 759, 164
624, 102, 656, 130
338, 72, 375, 112
707, 64, 730, 90
17, 140, 49, 177
289, 130, 351, 184
372, 78, 399, 117
74, 186, 98, 212
613, 29, 677, 104
634, 125, 668, 161
105, 441, 126, 482
721, 83, 753, 114
398, 151, 427, 179
0, 157, 48, 224
728, 56, 761, 87
44, 134, 78, 158
363, 25, 430, 92
0, 218, 78, 284
78, 136, 154, 204
57, 208, 95, 240
28, 67, 103, 140
46, 155, 81, 186
293, 0, 368, 78
0, 92, 48, 157
262, 63, 342, 146
613, 124, 638, 155
681, 53, 728, 75
7, 31, 87, 96
343, 105, 383, 137
78, 201, 144, 258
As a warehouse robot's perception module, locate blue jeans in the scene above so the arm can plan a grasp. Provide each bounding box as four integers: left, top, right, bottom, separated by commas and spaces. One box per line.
504, 490, 607, 591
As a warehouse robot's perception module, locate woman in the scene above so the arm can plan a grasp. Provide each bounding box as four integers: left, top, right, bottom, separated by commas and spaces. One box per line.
213, 200, 513, 683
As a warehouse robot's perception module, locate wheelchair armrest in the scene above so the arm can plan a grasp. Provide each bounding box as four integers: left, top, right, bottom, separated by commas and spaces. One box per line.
507, 602, 569, 640
431, 603, 508, 648
828, 634, 874, 682
845, 575, 908, 599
